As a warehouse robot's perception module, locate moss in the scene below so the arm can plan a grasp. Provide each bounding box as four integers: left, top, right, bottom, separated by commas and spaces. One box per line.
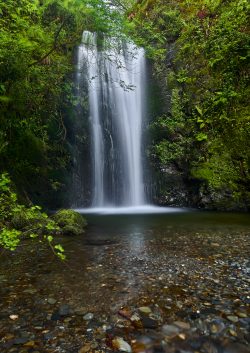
11, 210, 32, 230
11, 207, 47, 232
53, 209, 87, 236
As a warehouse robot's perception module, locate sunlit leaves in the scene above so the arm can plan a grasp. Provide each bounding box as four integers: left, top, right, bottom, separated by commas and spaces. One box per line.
0, 173, 65, 259
0, 228, 21, 251
195, 133, 208, 142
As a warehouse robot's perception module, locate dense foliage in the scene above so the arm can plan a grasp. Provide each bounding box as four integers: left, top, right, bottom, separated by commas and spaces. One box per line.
126, 0, 250, 209
1, 1, 73, 206
0, 173, 66, 258
0, 0, 119, 252
0, 0, 123, 207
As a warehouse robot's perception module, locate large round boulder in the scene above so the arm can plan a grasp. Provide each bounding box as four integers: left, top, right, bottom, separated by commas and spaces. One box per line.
53, 209, 87, 236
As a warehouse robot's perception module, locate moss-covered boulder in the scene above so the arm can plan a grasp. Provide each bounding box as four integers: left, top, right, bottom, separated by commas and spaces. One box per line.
11, 210, 31, 230
53, 209, 87, 236
11, 207, 47, 232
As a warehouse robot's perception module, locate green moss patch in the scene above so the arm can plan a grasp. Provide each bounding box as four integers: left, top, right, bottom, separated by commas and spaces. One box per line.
53, 209, 87, 236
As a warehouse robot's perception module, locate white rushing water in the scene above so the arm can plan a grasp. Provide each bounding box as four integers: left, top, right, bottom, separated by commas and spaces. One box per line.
78, 31, 147, 208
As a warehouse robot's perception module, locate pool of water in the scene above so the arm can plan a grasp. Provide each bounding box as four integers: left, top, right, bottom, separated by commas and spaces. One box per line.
0, 210, 249, 352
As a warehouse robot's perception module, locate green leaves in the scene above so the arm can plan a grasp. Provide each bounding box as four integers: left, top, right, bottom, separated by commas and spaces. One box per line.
0, 173, 66, 259
47, 235, 65, 259
0, 228, 21, 251
0, 0, 78, 201
47, 235, 53, 243
195, 106, 203, 117
54, 244, 65, 260
0, 173, 11, 191
195, 133, 208, 142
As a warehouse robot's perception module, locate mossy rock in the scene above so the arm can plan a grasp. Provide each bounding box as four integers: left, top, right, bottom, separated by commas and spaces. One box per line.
11, 209, 46, 231
11, 211, 30, 230
53, 209, 87, 236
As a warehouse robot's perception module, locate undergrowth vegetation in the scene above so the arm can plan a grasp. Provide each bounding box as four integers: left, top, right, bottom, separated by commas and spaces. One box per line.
0, 173, 65, 258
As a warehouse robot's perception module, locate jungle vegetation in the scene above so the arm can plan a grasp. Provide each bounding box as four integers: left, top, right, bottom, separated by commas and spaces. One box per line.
126, 0, 250, 208
0, 0, 122, 251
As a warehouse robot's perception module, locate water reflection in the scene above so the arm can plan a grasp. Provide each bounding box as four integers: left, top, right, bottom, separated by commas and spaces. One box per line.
1, 211, 249, 314
129, 231, 145, 257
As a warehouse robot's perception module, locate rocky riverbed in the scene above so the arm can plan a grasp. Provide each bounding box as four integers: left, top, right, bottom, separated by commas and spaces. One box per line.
0, 212, 249, 353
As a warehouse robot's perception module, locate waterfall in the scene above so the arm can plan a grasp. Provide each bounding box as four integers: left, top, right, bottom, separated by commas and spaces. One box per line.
77, 31, 147, 208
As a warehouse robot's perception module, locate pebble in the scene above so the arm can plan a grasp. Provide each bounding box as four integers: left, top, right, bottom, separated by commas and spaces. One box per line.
139, 306, 152, 315
173, 321, 190, 330
130, 313, 141, 322
162, 324, 180, 336
211, 324, 220, 334
23, 288, 37, 294
236, 311, 247, 318
23, 341, 35, 347
58, 304, 70, 316
141, 316, 158, 329
131, 341, 147, 353
178, 333, 186, 340
227, 316, 239, 323
83, 313, 94, 321
9, 314, 19, 320
229, 329, 237, 337
118, 308, 132, 319
47, 298, 57, 305
79, 343, 91, 353
13, 337, 29, 345
112, 337, 132, 352
44, 332, 54, 340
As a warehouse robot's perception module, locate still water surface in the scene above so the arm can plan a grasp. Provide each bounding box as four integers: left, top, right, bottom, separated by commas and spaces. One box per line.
0, 210, 249, 352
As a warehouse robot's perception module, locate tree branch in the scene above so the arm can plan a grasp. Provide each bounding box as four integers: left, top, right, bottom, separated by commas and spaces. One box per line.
29, 21, 65, 67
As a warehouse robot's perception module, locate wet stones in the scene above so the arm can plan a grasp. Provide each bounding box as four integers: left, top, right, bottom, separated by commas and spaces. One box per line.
58, 304, 71, 316
138, 306, 152, 315
9, 315, 19, 321
173, 321, 190, 330
47, 298, 57, 305
112, 337, 132, 352
118, 308, 132, 319
210, 320, 226, 334
83, 313, 94, 321
22, 288, 37, 295
50, 304, 72, 321
162, 324, 180, 336
0, 222, 249, 353
78, 344, 92, 353
227, 316, 239, 323
141, 316, 158, 329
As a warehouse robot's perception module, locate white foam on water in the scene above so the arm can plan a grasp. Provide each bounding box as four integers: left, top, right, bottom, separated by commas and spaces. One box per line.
74, 205, 186, 215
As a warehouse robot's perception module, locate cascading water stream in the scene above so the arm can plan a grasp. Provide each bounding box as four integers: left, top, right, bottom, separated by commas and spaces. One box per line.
76, 31, 151, 210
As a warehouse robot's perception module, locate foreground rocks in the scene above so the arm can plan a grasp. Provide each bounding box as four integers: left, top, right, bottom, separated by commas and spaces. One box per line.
0, 213, 249, 352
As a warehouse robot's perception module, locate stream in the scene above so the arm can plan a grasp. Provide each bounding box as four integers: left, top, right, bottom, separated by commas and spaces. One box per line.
0, 210, 249, 352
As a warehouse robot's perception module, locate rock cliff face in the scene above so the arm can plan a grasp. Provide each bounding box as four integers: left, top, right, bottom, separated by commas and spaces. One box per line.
152, 167, 250, 211
196, 186, 250, 211
150, 167, 189, 207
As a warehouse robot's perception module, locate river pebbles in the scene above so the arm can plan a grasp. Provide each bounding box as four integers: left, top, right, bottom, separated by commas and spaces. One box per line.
0, 221, 249, 353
